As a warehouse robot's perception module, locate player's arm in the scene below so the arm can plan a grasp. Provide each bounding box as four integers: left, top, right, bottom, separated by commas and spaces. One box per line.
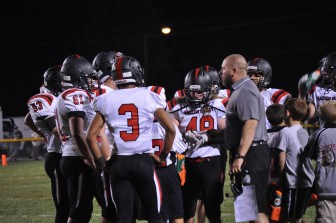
86, 112, 107, 169
24, 112, 46, 138
69, 113, 95, 169
298, 70, 320, 99
154, 108, 176, 162
307, 102, 316, 120
98, 124, 111, 159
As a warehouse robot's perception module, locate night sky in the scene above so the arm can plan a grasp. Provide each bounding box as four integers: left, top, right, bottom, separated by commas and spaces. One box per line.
1, 1, 335, 117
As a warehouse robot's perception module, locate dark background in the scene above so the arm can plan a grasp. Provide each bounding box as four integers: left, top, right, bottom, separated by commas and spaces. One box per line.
1, 0, 335, 117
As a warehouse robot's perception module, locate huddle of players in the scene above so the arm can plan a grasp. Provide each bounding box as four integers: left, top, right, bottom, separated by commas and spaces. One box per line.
24, 49, 336, 222
22, 51, 293, 223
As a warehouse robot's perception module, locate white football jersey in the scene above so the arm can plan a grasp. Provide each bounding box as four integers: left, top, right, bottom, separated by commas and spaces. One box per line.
92, 85, 113, 99
218, 89, 232, 98
309, 85, 336, 126
170, 99, 226, 158
55, 88, 96, 156
173, 89, 186, 98
92, 85, 115, 150
152, 122, 187, 166
27, 93, 62, 153
93, 86, 166, 155
261, 88, 292, 129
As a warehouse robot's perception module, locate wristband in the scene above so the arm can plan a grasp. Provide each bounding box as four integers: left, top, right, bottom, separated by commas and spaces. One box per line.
94, 156, 106, 169
234, 153, 245, 160
159, 151, 169, 161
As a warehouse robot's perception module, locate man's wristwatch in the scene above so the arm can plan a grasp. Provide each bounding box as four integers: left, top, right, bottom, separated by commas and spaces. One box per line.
234, 153, 245, 160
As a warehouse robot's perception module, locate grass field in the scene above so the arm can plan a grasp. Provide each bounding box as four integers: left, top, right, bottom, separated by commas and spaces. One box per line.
0, 159, 316, 222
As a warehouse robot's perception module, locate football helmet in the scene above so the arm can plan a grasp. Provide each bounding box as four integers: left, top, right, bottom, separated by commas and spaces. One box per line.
60, 54, 97, 91
184, 67, 213, 107
92, 51, 123, 83
320, 51, 336, 91
43, 65, 62, 96
230, 170, 251, 197
111, 56, 144, 87
247, 57, 272, 89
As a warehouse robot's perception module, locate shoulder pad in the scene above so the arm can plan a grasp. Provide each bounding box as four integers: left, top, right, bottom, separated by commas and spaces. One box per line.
174, 89, 186, 97
28, 93, 55, 106
62, 88, 92, 101
149, 86, 164, 95
167, 98, 178, 111
94, 88, 107, 97
221, 98, 229, 107
271, 89, 291, 104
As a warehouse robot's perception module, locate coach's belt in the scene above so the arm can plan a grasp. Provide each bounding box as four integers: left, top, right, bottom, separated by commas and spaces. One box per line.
251, 140, 267, 147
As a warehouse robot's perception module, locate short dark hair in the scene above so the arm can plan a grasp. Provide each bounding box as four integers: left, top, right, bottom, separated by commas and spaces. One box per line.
266, 104, 286, 126
285, 98, 308, 121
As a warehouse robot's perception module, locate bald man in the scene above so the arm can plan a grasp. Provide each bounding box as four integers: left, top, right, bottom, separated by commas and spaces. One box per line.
220, 54, 270, 223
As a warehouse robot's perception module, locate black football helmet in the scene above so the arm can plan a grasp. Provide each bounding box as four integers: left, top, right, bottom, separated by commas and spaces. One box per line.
320, 51, 336, 91
184, 67, 213, 107
60, 54, 97, 92
111, 56, 145, 87
43, 65, 62, 96
92, 51, 123, 83
230, 170, 251, 197
247, 57, 272, 89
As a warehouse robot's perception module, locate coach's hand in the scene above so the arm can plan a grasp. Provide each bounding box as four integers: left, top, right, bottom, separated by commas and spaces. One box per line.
230, 157, 244, 175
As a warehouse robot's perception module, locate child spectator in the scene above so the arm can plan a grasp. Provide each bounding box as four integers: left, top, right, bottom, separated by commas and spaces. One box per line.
266, 104, 287, 181
265, 104, 287, 220
277, 98, 315, 222
307, 100, 336, 222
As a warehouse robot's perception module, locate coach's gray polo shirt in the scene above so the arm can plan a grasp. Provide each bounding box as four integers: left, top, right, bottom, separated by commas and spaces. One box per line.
225, 76, 268, 150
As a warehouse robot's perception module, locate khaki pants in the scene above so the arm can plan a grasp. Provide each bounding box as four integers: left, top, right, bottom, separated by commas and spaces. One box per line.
315, 199, 336, 223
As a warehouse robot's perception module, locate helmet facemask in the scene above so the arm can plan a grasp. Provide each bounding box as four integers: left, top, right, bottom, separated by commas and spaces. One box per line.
185, 85, 211, 108
85, 73, 100, 91
211, 83, 220, 95
247, 58, 272, 89
248, 72, 265, 89
320, 67, 336, 91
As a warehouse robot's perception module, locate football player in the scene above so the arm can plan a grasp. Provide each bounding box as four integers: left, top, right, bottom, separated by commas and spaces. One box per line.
25, 65, 69, 223
56, 54, 97, 223
86, 55, 175, 223
151, 118, 187, 223
247, 57, 292, 129
169, 66, 226, 223
87, 50, 125, 223
299, 52, 336, 127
